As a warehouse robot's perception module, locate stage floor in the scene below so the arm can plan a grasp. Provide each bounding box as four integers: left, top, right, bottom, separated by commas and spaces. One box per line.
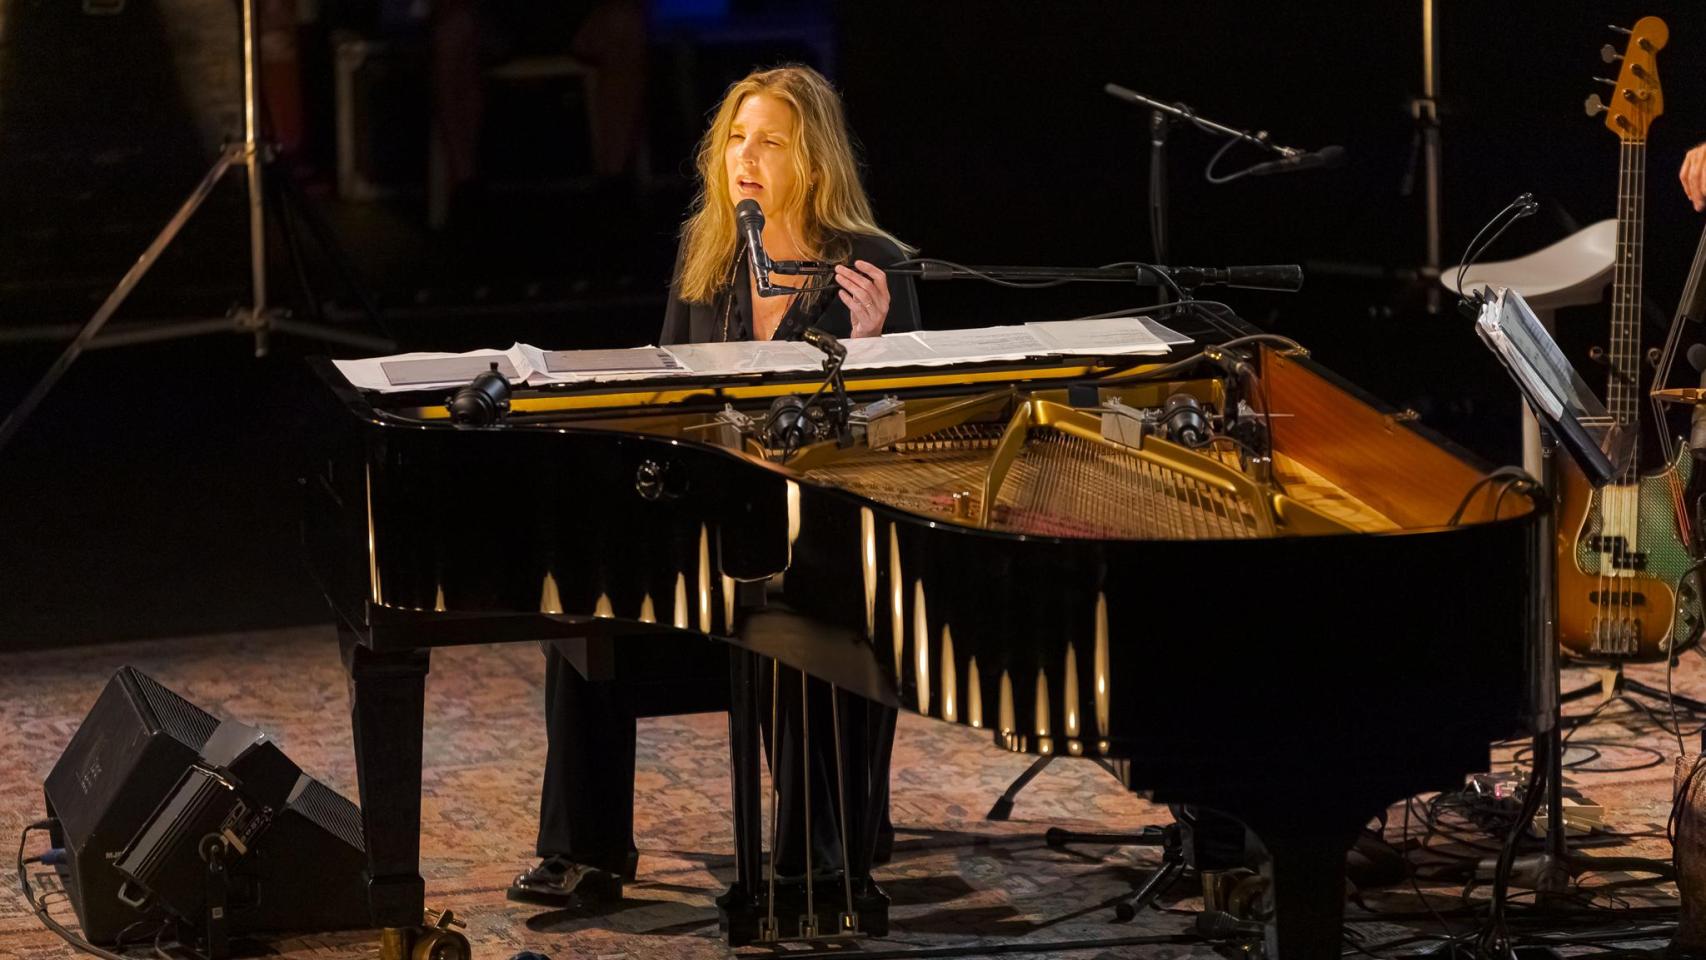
0, 626, 1687, 958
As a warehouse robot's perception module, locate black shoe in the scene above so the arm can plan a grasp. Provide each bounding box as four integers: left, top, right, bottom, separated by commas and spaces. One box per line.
873, 825, 895, 866
506, 857, 624, 908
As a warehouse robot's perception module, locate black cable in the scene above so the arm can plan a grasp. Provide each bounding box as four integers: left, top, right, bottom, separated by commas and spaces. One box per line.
1402, 791, 1464, 941
885, 258, 1189, 297
1454, 194, 1540, 303
1202, 136, 1252, 185
1053, 300, 1196, 324
17, 820, 152, 960
1476, 731, 1549, 959
1448, 467, 1540, 526
776, 352, 847, 464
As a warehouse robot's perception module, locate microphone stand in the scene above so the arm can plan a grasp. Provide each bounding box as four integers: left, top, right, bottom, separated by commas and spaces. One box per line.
1104, 84, 1315, 317
1104, 84, 1305, 161
1150, 110, 1171, 271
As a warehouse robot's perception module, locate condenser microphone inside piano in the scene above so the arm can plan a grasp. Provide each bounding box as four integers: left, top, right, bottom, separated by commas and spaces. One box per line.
801, 326, 846, 362
447, 362, 511, 427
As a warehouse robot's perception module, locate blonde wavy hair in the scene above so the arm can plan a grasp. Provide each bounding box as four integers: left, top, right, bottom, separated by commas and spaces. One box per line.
676, 64, 912, 304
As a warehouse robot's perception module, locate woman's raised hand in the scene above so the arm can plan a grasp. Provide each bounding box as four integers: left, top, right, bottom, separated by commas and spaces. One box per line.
835, 260, 892, 338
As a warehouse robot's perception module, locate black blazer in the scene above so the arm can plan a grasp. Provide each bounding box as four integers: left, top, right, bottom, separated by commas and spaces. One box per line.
658, 233, 921, 346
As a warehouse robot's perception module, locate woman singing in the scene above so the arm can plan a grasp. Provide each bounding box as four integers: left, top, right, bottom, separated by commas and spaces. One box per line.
512, 64, 917, 909
661, 65, 919, 342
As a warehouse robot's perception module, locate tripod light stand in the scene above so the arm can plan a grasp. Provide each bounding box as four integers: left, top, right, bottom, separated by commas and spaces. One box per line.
0, 0, 393, 457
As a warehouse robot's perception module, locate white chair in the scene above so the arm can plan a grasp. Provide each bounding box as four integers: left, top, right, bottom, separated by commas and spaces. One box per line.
1441, 219, 1617, 475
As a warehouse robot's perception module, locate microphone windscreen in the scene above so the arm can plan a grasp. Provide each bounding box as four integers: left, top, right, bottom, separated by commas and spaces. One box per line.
735, 198, 763, 225
1689, 343, 1706, 374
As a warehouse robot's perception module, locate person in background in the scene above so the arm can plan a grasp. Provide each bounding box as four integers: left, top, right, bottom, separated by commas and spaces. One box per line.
1682, 141, 1706, 211
431, 0, 648, 218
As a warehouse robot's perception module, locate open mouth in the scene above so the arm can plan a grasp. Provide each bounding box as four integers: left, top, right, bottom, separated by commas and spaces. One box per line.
736, 178, 763, 193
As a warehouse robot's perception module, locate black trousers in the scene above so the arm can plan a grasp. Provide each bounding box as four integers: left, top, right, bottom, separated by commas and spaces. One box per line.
758, 659, 896, 878
535, 645, 639, 875
535, 646, 895, 878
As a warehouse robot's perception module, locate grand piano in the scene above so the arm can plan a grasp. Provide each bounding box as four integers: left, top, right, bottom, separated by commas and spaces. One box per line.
304, 314, 1545, 959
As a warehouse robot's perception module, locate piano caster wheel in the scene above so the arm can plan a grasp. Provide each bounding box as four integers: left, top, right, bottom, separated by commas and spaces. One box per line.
411, 909, 471, 960
412, 930, 470, 960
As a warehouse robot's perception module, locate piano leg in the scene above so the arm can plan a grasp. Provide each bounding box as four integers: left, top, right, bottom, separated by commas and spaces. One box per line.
339, 626, 430, 936
1255, 820, 1358, 960
720, 648, 765, 946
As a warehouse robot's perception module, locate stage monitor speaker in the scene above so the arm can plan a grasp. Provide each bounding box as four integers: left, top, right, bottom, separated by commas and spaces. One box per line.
42, 666, 370, 943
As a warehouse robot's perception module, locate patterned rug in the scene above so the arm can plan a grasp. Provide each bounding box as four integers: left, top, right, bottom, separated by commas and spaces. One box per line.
0, 625, 1691, 959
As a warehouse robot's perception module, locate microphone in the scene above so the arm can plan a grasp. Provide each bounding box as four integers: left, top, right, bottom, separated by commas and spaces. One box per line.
1169, 264, 1305, 292
1687, 344, 1706, 457
734, 198, 772, 286
801, 326, 846, 363
1239, 144, 1346, 177
447, 362, 511, 427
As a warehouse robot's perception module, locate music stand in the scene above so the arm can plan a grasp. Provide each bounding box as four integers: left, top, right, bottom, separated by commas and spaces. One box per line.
1473, 285, 1659, 893
1474, 285, 1631, 487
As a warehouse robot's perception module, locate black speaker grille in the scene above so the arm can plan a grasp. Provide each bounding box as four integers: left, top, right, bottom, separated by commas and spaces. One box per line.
129, 669, 217, 749
288, 778, 365, 853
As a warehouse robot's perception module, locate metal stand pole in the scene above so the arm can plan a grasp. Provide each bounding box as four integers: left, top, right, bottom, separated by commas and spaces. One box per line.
0, 0, 392, 458
1149, 110, 1171, 266
1534, 425, 1572, 891
1418, 0, 1444, 313
240, 0, 270, 350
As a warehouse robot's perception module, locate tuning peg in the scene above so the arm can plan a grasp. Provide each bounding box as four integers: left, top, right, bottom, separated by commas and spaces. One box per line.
1585, 93, 1607, 116
1609, 24, 1632, 35
1594, 76, 1616, 86
1602, 44, 1622, 63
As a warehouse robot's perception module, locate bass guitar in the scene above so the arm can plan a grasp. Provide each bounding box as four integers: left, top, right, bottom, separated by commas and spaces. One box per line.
1558, 15, 1702, 661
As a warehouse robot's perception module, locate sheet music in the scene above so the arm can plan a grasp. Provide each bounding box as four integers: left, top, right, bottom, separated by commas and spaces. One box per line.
840, 332, 942, 369
335, 347, 528, 392
1136, 317, 1194, 346
664, 339, 822, 374
543, 346, 686, 375
911, 326, 1051, 359
1025, 317, 1171, 355
329, 317, 1199, 393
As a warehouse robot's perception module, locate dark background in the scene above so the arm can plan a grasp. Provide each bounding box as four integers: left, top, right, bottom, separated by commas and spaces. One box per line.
3, 0, 1705, 648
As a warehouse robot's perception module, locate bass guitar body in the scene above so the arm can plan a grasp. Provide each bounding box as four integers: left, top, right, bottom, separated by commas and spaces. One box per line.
1558, 446, 1700, 660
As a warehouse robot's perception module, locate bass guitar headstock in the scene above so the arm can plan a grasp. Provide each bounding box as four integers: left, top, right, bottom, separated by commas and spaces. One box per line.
1585, 16, 1667, 140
